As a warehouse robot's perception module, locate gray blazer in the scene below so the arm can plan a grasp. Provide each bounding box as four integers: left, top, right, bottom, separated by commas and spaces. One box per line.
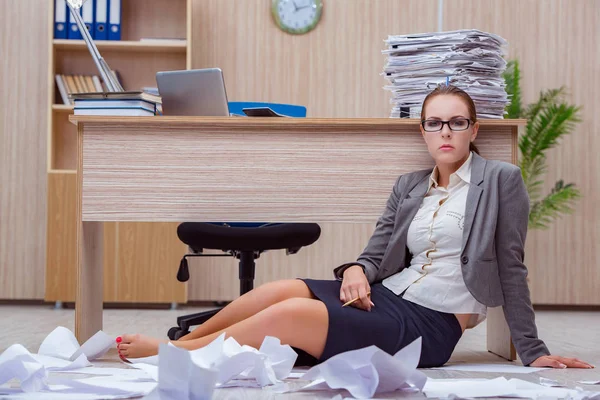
334, 152, 550, 366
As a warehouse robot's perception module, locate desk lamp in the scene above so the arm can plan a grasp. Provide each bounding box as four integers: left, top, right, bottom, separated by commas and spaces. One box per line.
66, 0, 123, 92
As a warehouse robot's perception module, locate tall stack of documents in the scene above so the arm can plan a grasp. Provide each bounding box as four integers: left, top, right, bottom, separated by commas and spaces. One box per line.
382, 29, 509, 119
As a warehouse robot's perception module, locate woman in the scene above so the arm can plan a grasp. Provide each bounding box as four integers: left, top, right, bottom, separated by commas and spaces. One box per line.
117, 85, 592, 369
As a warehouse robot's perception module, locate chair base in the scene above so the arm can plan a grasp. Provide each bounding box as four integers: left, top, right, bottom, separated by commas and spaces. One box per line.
167, 308, 221, 340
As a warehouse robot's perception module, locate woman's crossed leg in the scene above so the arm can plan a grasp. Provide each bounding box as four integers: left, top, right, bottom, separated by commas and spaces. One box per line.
117, 279, 329, 360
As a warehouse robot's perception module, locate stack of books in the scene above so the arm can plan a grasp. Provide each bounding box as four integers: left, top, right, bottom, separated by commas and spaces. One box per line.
382, 29, 510, 119
71, 91, 161, 116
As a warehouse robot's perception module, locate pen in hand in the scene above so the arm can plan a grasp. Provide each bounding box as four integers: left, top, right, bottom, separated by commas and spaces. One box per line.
342, 292, 373, 307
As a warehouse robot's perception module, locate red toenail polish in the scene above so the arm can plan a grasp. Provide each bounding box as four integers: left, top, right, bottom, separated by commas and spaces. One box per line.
116, 337, 122, 343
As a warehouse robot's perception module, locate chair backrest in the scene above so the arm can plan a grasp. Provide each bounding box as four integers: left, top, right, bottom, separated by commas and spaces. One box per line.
228, 102, 307, 118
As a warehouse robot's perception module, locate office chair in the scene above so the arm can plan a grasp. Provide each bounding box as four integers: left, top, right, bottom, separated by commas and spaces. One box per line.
167, 102, 318, 341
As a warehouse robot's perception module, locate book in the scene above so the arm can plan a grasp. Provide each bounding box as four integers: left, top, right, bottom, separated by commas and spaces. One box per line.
70, 91, 161, 104
74, 107, 155, 116
74, 99, 156, 111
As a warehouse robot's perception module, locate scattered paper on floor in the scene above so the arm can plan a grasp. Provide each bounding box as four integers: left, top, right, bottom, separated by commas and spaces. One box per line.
289, 337, 426, 399
433, 362, 548, 374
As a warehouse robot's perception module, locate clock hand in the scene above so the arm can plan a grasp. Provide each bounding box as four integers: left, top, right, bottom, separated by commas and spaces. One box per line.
292, 0, 299, 12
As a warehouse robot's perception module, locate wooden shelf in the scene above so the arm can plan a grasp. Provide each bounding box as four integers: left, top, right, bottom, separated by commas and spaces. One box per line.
53, 39, 187, 53
47, 0, 191, 304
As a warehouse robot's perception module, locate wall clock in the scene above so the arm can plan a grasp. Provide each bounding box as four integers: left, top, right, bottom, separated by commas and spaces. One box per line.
271, 0, 323, 35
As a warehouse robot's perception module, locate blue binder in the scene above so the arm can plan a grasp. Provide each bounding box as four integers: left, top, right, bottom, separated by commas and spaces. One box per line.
108, 0, 121, 41
94, 0, 108, 40
54, 0, 69, 39
68, 7, 83, 40
82, 0, 95, 39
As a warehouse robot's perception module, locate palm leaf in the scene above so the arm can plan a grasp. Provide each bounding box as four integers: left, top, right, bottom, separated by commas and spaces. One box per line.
529, 180, 581, 230
503, 60, 522, 118
524, 87, 567, 123
528, 103, 581, 160
504, 58, 582, 230
520, 155, 547, 203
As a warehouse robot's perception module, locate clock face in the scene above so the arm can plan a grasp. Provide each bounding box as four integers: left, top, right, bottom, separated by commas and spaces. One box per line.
272, 0, 323, 35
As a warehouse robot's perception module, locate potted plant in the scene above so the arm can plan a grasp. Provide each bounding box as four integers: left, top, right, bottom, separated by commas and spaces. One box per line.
503, 60, 582, 229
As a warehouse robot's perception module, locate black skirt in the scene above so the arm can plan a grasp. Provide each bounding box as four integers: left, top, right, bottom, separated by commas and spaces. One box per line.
298, 278, 463, 368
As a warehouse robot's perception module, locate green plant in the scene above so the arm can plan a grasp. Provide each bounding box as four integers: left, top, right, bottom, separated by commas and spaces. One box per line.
503, 60, 582, 230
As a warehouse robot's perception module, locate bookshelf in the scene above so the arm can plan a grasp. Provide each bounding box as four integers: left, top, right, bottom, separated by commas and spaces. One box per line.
46, 0, 191, 304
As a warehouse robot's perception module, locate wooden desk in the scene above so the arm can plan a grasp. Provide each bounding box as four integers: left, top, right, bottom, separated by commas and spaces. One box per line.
70, 116, 523, 361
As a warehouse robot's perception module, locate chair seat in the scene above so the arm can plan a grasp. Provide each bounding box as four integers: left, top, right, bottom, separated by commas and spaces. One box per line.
177, 222, 321, 252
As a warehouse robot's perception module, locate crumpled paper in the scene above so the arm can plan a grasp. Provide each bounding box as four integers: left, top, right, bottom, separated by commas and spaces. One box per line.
149, 333, 298, 399
283, 337, 426, 399
0, 344, 49, 392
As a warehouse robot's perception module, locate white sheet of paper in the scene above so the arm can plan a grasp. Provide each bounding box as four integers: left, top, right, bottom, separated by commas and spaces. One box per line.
0, 344, 48, 392
0, 390, 136, 400
127, 363, 159, 382
424, 377, 519, 398
53, 376, 156, 396
156, 343, 217, 400
72, 330, 115, 361
31, 353, 91, 371
510, 378, 581, 398
187, 333, 296, 387
38, 327, 115, 362
125, 354, 159, 366
51, 366, 155, 381
259, 336, 298, 380
539, 377, 565, 387
38, 327, 81, 360
423, 377, 586, 399
296, 337, 425, 398
433, 362, 548, 374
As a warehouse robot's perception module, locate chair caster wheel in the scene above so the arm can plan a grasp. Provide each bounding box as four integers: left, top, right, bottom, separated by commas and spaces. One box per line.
168, 327, 189, 340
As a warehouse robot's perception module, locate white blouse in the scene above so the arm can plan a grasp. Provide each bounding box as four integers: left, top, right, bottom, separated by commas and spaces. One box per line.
382, 152, 487, 328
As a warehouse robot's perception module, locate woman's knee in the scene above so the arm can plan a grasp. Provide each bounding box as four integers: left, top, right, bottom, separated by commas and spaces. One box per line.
255, 279, 313, 303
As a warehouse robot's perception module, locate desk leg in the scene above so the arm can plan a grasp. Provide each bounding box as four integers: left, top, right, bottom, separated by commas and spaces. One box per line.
487, 306, 516, 361
75, 221, 104, 343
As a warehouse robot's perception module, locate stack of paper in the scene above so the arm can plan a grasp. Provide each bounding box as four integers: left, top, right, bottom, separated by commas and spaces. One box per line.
382, 29, 509, 119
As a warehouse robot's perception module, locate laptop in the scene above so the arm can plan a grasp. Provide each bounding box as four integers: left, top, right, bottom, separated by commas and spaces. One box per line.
155, 68, 230, 116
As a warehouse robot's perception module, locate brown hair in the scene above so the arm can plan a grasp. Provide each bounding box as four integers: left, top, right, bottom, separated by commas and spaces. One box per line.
421, 84, 480, 154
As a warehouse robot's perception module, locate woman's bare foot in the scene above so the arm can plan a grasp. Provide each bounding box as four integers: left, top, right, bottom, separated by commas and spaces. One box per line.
117, 334, 168, 359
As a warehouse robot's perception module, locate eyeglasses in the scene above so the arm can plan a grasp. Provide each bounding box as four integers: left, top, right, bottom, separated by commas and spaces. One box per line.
421, 118, 472, 132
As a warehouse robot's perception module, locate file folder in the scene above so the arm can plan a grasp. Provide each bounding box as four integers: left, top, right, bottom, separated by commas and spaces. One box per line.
82, 0, 95, 39
94, 0, 108, 40
108, 0, 121, 41
68, 7, 83, 40
54, 0, 69, 39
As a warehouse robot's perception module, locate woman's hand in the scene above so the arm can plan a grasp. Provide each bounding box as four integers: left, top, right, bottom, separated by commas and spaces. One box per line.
530, 355, 594, 369
340, 265, 374, 311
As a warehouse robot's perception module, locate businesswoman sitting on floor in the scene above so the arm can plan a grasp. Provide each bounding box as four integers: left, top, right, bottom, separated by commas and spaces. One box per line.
117, 85, 592, 369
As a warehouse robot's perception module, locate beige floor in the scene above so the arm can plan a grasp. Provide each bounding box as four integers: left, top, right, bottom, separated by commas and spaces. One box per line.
1, 304, 599, 399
